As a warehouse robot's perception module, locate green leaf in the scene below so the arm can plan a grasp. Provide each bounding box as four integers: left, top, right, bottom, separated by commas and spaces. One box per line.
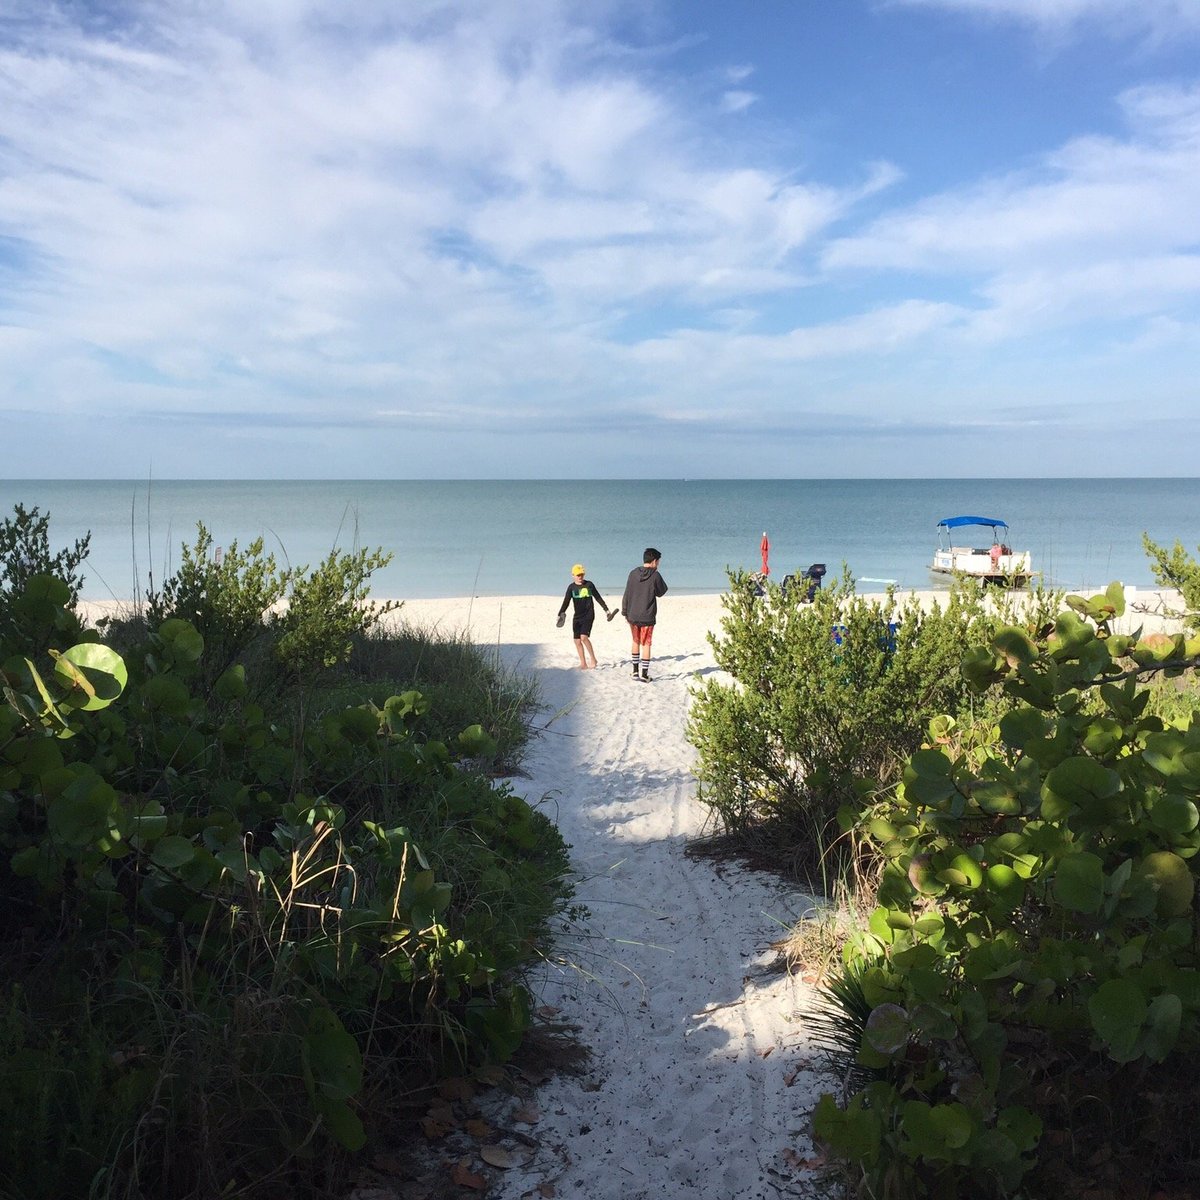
55, 643, 127, 710
1144, 732, 1200, 787
150, 836, 196, 871
47, 776, 119, 847
902, 749, 957, 806
813, 1093, 882, 1164
863, 1004, 910, 1056
970, 780, 1021, 816
997, 1105, 1042, 1154
457, 723, 497, 758
142, 675, 191, 717
1142, 992, 1182, 1063
157, 618, 204, 663
1088, 978, 1146, 1061
994, 627, 1038, 667
1041, 757, 1121, 818
304, 1007, 363, 1101
1053, 852, 1105, 914
901, 1100, 973, 1159
985, 864, 1025, 912
1148, 794, 1200, 837
215, 664, 247, 700
1136, 850, 1195, 917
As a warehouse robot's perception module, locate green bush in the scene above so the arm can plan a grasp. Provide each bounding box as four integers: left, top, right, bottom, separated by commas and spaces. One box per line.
688, 570, 1051, 874
145, 523, 401, 686
0, 505, 91, 654
813, 583, 1200, 1198
146, 522, 287, 677
0, 580, 571, 1200
1144, 532, 1200, 633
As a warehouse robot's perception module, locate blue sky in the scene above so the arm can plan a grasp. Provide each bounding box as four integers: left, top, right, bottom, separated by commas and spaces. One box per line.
1, 0, 1197, 478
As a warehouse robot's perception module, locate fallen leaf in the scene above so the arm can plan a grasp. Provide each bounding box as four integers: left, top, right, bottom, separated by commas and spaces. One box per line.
511, 1104, 540, 1125
439, 1078, 476, 1102
535, 1005, 560, 1018
782, 1066, 802, 1087
536, 1184, 556, 1198
449, 1159, 487, 1191
480, 1145, 529, 1170
782, 1146, 828, 1170
474, 1065, 506, 1087
760, 1047, 774, 1059
420, 1116, 454, 1140
465, 1120, 494, 1139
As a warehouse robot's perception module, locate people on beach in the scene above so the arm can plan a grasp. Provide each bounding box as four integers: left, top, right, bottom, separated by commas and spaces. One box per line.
556, 563, 616, 669
621, 547, 668, 682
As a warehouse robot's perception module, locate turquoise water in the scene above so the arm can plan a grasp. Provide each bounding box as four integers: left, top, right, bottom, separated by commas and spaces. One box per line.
0, 478, 1195, 601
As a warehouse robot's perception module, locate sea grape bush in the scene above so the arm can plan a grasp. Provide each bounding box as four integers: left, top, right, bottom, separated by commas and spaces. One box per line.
814, 583, 1200, 1197
0, 577, 571, 1199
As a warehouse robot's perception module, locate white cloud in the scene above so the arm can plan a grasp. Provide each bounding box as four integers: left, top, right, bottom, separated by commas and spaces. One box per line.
720, 89, 757, 114
885, 0, 1200, 40
0, 0, 1196, 477
824, 83, 1200, 336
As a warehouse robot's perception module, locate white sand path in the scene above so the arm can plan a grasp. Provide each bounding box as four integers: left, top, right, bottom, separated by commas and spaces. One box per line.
398, 594, 828, 1200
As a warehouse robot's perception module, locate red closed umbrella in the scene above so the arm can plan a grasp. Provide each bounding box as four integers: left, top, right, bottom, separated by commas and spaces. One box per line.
760, 531, 770, 576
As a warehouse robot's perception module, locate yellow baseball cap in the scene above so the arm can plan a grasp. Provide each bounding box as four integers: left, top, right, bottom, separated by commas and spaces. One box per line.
572, 563, 585, 575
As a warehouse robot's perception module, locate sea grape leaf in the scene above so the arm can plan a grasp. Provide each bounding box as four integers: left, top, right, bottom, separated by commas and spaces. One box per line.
1088, 978, 1146, 1062
55, 643, 127, 710
1053, 852, 1105, 914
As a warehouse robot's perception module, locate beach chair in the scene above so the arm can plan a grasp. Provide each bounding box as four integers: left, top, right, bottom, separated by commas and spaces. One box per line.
782, 563, 826, 603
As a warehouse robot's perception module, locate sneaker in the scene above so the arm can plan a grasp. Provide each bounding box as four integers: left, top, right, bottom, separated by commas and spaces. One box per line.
640, 670, 652, 682
632, 665, 641, 678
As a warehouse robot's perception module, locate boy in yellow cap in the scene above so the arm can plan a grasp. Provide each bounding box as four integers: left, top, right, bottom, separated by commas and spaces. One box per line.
555, 563, 616, 669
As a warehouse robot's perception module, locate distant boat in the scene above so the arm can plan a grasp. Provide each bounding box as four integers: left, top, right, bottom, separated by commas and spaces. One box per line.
931, 516, 1032, 586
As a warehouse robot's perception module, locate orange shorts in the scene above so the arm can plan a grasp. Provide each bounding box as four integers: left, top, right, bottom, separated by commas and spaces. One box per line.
630, 623, 654, 647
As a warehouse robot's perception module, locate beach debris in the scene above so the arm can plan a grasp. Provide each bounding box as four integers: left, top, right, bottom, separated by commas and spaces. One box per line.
480, 1144, 532, 1170
449, 1158, 487, 1190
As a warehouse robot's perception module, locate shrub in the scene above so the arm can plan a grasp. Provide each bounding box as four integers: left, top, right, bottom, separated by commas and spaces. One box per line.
146, 523, 401, 690
145, 522, 287, 679
274, 545, 399, 678
813, 583, 1200, 1197
1143, 532, 1200, 632
687, 570, 1048, 875
0, 504, 91, 653
0, 580, 572, 1200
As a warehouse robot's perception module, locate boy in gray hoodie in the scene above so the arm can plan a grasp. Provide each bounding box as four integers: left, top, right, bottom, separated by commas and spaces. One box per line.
621, 547, 668, 682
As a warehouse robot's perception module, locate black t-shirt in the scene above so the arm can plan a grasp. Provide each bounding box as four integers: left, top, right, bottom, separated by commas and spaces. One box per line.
558, 579, 607, 621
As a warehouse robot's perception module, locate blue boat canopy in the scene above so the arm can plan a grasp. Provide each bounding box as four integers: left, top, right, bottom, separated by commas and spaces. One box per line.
937, 516, 1009, 530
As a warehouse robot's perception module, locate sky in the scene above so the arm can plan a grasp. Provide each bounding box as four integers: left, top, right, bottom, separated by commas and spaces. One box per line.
0, 0, 1198, 479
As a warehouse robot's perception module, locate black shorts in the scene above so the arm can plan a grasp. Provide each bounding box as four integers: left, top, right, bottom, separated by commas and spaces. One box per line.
572, 614, 595, 637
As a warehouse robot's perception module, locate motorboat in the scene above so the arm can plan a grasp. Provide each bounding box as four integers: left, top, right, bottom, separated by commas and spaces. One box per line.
931, 516, 1032, 585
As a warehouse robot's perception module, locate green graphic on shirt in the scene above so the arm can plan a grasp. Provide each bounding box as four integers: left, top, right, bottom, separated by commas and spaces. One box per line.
573, 586, 591, 599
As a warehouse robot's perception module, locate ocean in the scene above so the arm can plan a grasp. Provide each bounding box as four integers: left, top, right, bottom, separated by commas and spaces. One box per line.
0, 478, 1195, 602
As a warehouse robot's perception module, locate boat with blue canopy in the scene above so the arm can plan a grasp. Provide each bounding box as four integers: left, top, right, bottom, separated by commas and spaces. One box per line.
931, 516, 1032, 585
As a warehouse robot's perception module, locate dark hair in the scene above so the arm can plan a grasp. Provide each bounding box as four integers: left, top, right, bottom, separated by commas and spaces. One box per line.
643, 547, 661, 563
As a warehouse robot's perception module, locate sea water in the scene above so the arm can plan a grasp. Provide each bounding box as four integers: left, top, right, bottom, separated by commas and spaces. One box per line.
0, 478, 1195, 602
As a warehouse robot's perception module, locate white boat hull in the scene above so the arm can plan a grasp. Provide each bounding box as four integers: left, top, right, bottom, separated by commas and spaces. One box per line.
931, 546, 1032, 584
